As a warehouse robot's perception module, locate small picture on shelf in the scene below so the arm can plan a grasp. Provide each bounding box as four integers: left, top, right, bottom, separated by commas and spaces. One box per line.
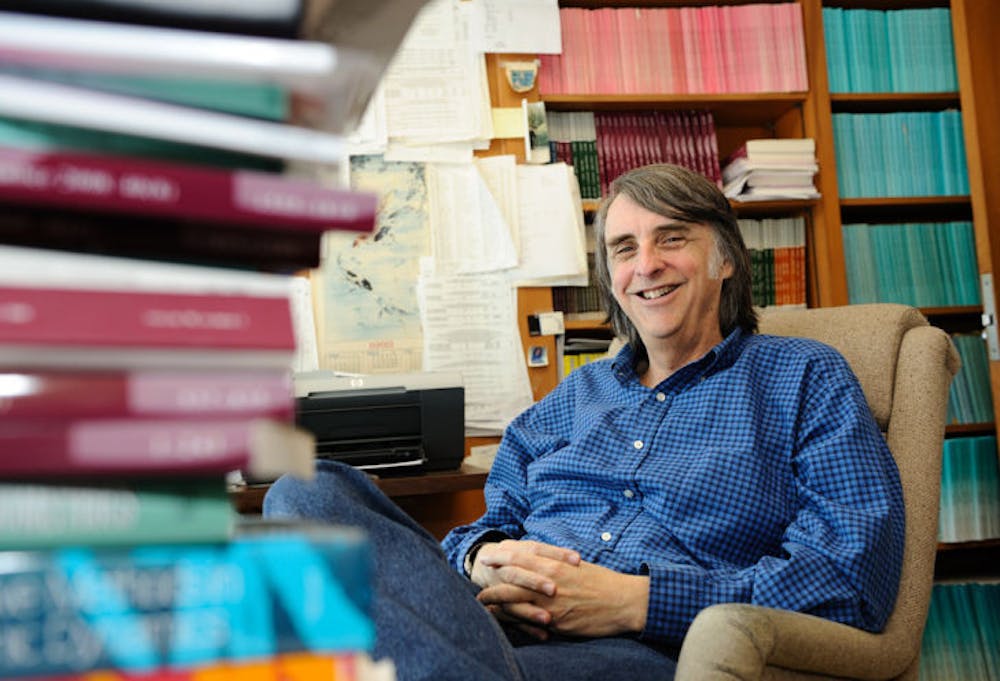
523, 99, 551, 165
527, 345, 549, 367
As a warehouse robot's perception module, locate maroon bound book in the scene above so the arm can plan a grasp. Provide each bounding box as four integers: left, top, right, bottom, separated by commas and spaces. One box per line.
0, 146, 377, 234
0, 286, 293, 348
0, 416, 307, 477
0, 368, 294, 419
0, 285, 295, 368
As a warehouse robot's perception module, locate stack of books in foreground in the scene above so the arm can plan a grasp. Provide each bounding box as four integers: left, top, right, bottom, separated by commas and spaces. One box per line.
722, 138, 819, 202
0, 2, 416, 678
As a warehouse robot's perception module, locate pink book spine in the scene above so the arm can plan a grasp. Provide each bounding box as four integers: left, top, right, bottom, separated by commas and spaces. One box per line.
559, 8, 580, 94
0, 368, 294, 419
0, 286, 294, 350
602, 8, 624, 95
745, 4, 772, 92
0, 417, 266, 477
537, 54, 560, 95
0, 147, 376, 233
634, 8, 656, 94
783, 3, 809, 91
699, 5, 725, 94
581, 8, 600, 94
717, 6, 738, 93
614, 8, 636, 94
679, 7, 702, 94
664, 9, 687, 94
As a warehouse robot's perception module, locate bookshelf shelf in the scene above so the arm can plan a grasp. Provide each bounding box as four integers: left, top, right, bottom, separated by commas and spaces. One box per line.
830, 92, 961, 113
562, 0, 809, 7
541, 93, 807, 127
936, 536, 1000, 553
839, 195, 973, 223
934, 538, 1000, 580
921, 304, 982, 319
945, 422, 996, 437
564, 316, 610, 332
581, 198, 819, 216
824, 0, 949, 9
731, 198, 820, 216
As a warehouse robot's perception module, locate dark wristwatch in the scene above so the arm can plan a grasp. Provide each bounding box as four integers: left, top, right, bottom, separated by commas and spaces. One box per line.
462, 531, 508, 577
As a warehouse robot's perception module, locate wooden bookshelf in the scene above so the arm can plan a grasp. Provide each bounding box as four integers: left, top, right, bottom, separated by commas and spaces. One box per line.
830, 92, 961, 112
580, 197, 819, 216
543, 92, 807, 127
490, 0, 1000, 570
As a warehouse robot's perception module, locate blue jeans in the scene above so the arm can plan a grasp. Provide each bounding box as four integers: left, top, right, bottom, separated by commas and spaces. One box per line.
263, 460, 678, 681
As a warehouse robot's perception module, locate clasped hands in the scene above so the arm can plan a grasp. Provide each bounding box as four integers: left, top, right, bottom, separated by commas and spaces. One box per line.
469, 539, 649, 640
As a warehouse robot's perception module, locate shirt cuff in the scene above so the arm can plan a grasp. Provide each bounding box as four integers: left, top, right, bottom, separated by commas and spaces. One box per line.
460, 530, 509, 577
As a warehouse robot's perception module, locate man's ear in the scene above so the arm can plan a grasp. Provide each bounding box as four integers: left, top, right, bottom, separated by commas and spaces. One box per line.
721, 259, 735, 280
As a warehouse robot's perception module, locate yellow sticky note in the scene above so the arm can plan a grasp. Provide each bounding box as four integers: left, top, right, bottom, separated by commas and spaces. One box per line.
491, 107, 527, 139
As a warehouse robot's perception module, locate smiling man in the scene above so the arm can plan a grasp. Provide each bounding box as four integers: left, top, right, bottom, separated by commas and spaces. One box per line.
265, 164, 905, 681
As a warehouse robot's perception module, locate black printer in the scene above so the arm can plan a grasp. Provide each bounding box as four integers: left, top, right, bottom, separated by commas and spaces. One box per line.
293, 371, 464, 474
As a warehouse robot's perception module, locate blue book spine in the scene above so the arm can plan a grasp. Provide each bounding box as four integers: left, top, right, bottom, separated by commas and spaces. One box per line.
0, 529, 374, 677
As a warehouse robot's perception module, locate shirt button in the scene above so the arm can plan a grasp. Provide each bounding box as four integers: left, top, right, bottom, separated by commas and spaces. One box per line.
655, 392, 666, 402
623, 489, 634, 499
601, 532, 612, 542
633, 440, 643, 450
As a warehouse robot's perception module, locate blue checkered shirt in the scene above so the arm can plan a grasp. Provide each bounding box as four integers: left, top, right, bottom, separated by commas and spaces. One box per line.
442, 328, 905, 646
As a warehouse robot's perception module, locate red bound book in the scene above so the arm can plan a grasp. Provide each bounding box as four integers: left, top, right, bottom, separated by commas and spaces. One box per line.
0, 368, 294, 419
0, 146, 377, 234
0, 202, 325, 271
0, 417, 312, 478
0, 286, 294, 368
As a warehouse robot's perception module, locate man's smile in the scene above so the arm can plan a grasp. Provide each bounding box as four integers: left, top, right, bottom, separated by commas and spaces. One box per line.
635, 283, 680, 300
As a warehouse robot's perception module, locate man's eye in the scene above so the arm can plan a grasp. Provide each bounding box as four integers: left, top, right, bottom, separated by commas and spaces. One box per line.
613, 244, 635, 256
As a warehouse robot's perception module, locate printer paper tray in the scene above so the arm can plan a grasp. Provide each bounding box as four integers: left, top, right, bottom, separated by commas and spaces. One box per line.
315, 438, 427, 473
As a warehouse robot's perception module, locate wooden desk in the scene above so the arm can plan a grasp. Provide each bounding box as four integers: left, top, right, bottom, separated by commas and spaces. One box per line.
230, 461, 490, 539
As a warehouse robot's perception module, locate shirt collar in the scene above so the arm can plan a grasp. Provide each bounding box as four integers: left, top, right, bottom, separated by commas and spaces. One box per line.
611, 327, 748, 386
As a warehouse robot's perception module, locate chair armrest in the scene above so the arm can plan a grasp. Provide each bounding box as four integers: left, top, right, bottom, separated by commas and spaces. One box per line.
675, 603, 910, 681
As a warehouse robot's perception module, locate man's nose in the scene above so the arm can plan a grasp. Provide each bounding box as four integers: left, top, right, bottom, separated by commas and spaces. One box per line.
634, 242, 663, 276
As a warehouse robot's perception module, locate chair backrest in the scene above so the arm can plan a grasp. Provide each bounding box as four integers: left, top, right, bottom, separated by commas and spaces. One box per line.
756, 303, 960, 679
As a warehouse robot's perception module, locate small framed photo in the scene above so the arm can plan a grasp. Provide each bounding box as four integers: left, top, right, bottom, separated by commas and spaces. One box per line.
527, 345, 549, 367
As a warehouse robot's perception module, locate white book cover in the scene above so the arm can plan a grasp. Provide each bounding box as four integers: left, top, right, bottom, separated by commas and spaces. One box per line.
0, 245, 294, 298
744, 138, 815, 154
0, 75, 347, 164
0, 10, 382, 130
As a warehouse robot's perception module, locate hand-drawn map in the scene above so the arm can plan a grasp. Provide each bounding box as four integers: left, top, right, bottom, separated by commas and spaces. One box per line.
315, 155, 429, 373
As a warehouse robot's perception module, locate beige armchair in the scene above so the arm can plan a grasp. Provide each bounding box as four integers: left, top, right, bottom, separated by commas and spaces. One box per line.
676, 303, 961, 681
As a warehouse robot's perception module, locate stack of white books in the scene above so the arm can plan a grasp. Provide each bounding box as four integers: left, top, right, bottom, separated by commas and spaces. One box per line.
722, 138, 820, 201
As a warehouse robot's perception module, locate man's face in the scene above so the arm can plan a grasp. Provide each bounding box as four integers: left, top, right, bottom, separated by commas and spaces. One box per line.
604, 193, 732, 355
